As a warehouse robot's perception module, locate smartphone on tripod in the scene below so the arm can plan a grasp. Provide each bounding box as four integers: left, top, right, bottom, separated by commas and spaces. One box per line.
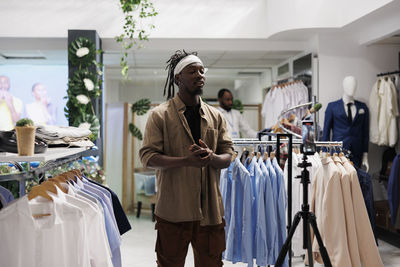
301, 120, 316, 155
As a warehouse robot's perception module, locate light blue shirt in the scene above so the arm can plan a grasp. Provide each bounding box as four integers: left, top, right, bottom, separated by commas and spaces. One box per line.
272, 157, 288, 267
74, 181, 122, 267
265, 158, 278, 260
244, 157, 259, 259
82, 177, 120, 237
220, 162, 234, 235
224, 158, 253, 267
257, 158, 277, 265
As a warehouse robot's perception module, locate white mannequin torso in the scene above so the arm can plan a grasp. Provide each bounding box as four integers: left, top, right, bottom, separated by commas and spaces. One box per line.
342, 76, 369, 171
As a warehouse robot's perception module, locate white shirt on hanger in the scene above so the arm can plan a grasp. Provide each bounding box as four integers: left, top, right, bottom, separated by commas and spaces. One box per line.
51, 186, 113, 267
369, 78, 399, 147
0, 195, 87, 267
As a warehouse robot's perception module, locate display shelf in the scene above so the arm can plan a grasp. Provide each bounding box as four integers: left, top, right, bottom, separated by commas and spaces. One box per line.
0, 147, 98, 196
0, 147, 89, 163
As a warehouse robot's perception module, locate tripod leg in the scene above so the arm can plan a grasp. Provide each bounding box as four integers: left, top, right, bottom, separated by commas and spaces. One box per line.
308, 213, 332, 267
306, 221, 314, 267
275, 212, 302, 267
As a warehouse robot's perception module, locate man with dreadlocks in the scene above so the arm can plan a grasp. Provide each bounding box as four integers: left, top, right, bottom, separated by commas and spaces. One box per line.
140, 50, 233, 267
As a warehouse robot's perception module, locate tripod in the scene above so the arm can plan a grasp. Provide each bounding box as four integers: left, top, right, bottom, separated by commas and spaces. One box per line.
275, 153, 332, 267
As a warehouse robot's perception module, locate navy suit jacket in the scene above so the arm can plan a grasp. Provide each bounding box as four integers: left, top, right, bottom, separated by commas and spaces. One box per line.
322, 99, 369, 165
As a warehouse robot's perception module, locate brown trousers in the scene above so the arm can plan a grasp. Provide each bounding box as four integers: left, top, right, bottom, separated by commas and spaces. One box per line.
155, 216, 226, 267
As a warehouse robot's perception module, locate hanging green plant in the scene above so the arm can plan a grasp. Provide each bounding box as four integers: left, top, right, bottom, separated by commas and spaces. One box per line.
116, 0, 158, 79
68, 69, 100, 97
129, 98, 151, 140
73, 113, 101, 141
232, 99, 244, 114
68, 37, 96, 67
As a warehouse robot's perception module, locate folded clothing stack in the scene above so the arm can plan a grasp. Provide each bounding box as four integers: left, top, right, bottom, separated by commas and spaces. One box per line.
36, 125, 94, 147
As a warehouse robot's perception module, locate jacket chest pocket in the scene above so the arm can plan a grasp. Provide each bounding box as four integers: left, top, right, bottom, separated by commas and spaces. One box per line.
204, 128, 218, 152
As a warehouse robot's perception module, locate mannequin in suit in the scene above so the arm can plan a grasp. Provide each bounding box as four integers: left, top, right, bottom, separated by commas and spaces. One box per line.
323, 76, 369, 171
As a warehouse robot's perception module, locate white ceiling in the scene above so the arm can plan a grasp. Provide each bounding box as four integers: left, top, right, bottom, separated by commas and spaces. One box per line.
0, 0, 398, 83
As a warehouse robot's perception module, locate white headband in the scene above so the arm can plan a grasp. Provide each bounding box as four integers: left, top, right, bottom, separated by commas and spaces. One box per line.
174, 55, 204, 76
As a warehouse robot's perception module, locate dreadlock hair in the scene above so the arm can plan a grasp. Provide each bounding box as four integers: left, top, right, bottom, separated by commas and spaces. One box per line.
163, 50, 198, 99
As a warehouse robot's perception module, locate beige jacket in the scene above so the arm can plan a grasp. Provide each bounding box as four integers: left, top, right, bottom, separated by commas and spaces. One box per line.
139, 95, 233, 226
333, 157, 361, 267
341, 157, 383, 267
311, 157, 352, 267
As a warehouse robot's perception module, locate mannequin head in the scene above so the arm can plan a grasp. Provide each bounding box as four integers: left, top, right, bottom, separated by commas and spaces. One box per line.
343, 76, 357, 97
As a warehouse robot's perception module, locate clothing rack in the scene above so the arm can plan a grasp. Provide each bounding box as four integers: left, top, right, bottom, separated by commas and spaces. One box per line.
272, 71, 312, 84
377, 70, 400, 77
0, 148, 98, 196
232, 135, 342, 267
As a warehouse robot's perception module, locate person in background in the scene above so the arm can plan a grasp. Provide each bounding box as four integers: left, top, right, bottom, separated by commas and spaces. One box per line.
217, 88, 258, 138
139, 50, 233, 267
0, 75, 22, 130
25, 83, 57, 125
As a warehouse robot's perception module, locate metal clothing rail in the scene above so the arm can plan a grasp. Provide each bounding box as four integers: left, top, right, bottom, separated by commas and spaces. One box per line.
232, 135, 342, 267
232, 138, 343, 147
0, 148, 98, 196
377, 70, 400, 77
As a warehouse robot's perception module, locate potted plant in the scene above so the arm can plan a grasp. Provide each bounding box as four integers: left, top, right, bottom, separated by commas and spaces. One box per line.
15, 118, 36, 156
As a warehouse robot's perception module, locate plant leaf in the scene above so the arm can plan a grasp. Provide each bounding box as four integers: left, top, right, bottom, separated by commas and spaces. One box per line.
129, 123, 143, 140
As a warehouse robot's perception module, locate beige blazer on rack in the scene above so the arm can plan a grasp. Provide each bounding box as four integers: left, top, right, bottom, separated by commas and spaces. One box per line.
333, 157, 361, 267
311, 157, 352, 267
341, 157, 384, 267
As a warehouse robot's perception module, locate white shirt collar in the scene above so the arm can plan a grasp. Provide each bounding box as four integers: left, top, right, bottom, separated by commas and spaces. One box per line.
343, 98, 355, 105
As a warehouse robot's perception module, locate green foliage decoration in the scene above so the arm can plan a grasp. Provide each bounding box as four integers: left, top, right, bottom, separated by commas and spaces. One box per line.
131, 98, 151, 115
68, 69, 101, 97
73, 113, 100, 141
116, 0, 158, 79
68, 37, 96, 67
66, 37, 103, 141
129, 98, 151, 140
232, 99, 244, 114
129, 123, 143, 140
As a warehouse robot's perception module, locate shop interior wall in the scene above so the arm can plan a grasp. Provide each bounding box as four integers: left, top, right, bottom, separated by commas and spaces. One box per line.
104, 103, 124, 200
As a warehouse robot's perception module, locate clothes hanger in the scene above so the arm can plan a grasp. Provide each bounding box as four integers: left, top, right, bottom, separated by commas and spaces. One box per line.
28, 183, 58, 218
288, 114, 296, 123
256, 151, 262, 160
339, 146, 345, 158
248, 151, 255, 164
57, 172, 75, 183
270, 151, 275, 160
28, 185, 53, 202
46, 179, 68, 194
52, 174, 68, 183
231, 151, 238, 162
263, 151, 269, 161
38, 181, 59, 195
72, 169, 83, 179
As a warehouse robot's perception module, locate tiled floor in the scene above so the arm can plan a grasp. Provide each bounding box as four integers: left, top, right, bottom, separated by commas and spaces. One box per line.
121, 212, 400, 267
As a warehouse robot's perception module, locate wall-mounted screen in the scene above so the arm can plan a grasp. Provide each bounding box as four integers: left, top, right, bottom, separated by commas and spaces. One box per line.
0, 65, 68, 130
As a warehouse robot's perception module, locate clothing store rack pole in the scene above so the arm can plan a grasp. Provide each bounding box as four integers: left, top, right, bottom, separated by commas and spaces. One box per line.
276, 133, 293, 267
376, 70, 400, 77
